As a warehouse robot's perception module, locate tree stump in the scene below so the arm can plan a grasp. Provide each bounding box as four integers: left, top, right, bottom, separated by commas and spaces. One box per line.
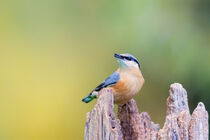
85, 89, 123, 140
84, 83, 209, 140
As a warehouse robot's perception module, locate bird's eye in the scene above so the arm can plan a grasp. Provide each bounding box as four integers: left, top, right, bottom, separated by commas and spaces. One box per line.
121, 56, 126, 59
126, 57, 132, 61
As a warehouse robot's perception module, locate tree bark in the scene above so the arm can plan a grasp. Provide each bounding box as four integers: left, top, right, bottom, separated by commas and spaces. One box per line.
84, 83, 208, 140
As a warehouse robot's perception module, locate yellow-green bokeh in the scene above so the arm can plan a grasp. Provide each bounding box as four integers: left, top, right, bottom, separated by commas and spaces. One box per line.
0, 0, 210, 139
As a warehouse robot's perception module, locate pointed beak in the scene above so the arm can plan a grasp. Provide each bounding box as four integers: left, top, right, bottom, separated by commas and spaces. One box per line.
114, 53, 122, 59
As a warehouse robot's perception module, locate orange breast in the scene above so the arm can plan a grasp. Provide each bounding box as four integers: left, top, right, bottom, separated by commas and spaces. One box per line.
112, 68, 144, 104
112, 80, 129, 94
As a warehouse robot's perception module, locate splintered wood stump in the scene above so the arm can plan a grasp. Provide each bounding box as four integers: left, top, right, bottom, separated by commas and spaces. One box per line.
85, 89, 123, 140
84, 83, 209, 140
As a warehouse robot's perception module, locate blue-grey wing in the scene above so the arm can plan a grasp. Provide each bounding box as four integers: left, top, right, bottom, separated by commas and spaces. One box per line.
94, 72, 120, 92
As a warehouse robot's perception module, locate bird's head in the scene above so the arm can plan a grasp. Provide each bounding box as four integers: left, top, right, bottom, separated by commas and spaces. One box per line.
114, 53, 140, 69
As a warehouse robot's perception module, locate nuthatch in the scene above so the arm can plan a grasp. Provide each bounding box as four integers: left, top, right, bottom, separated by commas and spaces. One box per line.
82, 53, 144, 104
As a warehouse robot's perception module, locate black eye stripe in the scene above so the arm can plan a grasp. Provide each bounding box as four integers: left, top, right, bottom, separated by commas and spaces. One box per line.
120, 55, 141, 69
122, 56, 131, 60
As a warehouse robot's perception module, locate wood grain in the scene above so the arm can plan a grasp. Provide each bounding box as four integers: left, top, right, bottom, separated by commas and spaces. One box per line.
84, 83, 208, 140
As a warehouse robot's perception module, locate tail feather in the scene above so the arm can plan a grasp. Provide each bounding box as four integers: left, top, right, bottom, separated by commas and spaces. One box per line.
82, 95, 94, 103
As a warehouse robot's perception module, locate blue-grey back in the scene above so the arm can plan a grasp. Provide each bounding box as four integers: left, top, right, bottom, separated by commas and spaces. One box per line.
94, 72, 120, 92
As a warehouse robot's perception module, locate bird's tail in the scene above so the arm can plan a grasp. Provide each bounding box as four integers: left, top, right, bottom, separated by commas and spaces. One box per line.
82, 93, 96, 103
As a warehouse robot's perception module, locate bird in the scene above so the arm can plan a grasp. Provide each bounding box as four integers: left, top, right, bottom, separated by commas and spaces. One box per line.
82, 53, 144, 104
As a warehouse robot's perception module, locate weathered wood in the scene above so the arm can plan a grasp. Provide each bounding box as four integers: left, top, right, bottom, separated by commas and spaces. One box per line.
158, 83, 191, 140
189, 102, 209, 140
117, 100, 159, 140
85, 89, 123, 140
84, 83, 209, 140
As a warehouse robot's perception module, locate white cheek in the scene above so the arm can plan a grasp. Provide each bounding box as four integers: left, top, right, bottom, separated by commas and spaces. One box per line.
118, 60, 138, 68
125, 61, 138, 67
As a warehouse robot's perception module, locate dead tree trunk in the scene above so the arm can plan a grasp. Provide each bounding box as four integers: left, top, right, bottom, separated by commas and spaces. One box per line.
84, 83, 209, 140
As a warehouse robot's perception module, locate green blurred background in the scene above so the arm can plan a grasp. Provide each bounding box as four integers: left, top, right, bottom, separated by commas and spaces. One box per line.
0, 0, 210, 139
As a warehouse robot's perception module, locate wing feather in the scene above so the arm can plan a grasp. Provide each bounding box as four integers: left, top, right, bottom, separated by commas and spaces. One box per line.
94, 72, 120, 92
